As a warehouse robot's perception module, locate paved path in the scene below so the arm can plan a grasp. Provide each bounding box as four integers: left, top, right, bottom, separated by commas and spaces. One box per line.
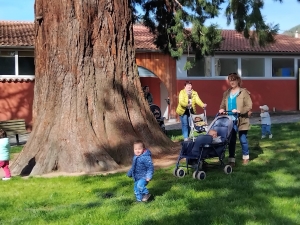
165, 113, 300, 131
7, 113, 300, 145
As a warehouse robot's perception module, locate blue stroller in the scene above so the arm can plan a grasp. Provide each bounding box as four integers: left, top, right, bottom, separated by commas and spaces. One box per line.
173, 113, 234, 180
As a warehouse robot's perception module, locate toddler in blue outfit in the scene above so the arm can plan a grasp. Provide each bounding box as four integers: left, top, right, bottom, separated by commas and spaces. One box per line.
260, 105, 272, 139
127, 140, 154, 202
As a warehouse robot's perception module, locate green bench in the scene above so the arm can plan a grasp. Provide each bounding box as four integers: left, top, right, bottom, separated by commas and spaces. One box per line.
0, 119, 29, 145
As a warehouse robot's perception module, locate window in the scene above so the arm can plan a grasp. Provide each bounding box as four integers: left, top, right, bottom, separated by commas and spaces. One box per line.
241, 58, 265, 77
0, 50, 35, 76
19, 51, 35, 75
215, 58, 238, 76
187, 57, 204, 76
0, 51, 15, 75
138, 66, 156, 77
272, 58, 294, 77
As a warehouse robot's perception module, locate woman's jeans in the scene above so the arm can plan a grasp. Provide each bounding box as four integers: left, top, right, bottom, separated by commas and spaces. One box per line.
261, 124, 272, 135
229, 128, 249, 160
134, 179, 149, 201
180, 114, 191, 139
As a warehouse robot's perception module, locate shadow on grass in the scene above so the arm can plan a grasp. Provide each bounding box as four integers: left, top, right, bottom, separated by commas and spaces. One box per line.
139, 151, 300, 224
138, 123, 300, 224
66, 122, 300, 225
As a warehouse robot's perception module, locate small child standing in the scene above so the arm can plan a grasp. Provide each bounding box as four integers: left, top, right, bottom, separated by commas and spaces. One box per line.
260, 105, 272, 139
127, 140, 154, 202
0, 129, 11, 180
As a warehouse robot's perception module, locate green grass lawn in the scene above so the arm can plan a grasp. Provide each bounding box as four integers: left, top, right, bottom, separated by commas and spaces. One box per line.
10, 145, 24, 154
1, 123, 300, 225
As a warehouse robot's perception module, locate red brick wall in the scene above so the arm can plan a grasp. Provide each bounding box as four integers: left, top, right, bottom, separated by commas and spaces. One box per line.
140, 77, 161, 107
136, 52, 177, 119
0, 78, 297, 129
177, 79, 298, 116
0, 81, 34, 130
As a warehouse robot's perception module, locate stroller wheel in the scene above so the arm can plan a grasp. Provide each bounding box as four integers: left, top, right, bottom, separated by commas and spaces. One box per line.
173, 168, 178, 177
196, 171, 206, 180
192, 171, 198, 179
176, 168, 186, 178
224, 165, 232, 174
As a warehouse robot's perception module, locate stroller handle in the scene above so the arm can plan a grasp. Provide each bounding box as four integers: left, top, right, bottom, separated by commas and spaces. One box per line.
216, 110, 239, 118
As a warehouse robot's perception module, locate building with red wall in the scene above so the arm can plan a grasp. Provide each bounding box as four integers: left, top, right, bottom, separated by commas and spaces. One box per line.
0, 21, 300, 129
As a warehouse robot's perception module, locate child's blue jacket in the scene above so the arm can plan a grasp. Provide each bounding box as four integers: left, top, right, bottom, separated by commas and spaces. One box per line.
127, 149, 154, 181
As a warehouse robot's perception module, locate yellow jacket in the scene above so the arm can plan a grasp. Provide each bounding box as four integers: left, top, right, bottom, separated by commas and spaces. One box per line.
176, 89, 204, 116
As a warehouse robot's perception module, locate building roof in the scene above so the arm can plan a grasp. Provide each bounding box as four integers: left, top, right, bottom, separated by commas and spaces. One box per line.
218, 30, 300, 53
133, 24, 157, 51
0, 21, 34, 47
1, 21, 300, 53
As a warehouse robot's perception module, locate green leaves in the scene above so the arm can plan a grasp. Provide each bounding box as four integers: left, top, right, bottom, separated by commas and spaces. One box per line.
132, 0, 294, 68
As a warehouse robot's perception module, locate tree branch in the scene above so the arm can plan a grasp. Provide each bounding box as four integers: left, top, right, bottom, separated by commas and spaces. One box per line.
173, 0, 183, 8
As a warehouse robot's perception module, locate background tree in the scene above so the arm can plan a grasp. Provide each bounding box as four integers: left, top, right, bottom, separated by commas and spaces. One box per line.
11, 0, 298, 175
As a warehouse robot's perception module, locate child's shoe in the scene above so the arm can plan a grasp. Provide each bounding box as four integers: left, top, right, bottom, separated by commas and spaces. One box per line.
2, 177, 11, 181
261, 135, 266, 139
269, 134, 273, 139
142, 193, 151, 202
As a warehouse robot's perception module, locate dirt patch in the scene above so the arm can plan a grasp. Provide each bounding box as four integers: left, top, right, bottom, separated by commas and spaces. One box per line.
13, 143, 182, 178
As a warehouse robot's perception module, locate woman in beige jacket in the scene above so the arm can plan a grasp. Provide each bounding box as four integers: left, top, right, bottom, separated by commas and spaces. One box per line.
219, 73, 252, 166
176, 81, 207, 141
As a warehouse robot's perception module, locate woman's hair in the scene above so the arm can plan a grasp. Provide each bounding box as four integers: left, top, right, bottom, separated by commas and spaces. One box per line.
133, 140, 145, 148
228, 73, 242, 87
184, 81, 192, 86
0, 129, 7, 138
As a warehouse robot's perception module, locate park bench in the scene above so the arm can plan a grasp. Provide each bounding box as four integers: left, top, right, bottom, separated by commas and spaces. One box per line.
0, 119, 29, 145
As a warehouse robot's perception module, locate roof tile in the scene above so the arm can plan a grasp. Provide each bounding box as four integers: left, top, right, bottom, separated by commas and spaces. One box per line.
1, 21, 300, 53
0, 21, 34, 47
219, 30, 300, 53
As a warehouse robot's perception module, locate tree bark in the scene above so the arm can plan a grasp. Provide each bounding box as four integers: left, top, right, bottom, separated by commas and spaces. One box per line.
11, 0, 175, 175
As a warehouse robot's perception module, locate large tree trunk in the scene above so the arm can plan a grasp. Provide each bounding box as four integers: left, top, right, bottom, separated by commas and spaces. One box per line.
11, 0, 175, 175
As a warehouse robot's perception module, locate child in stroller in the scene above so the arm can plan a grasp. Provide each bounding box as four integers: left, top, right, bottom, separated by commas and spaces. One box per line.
149, 104, 167, 134
207, 129, 222, 143
173, 113, 234, 180
188, 111, 208, 142
193, 114, 207, 132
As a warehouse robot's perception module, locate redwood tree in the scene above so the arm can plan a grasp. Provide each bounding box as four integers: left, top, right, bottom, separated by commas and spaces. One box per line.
12, 0, 174, 175
11, 0, 297, 175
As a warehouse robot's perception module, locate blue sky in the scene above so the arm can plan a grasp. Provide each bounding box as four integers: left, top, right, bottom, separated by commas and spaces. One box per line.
0, 0, 299, 33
